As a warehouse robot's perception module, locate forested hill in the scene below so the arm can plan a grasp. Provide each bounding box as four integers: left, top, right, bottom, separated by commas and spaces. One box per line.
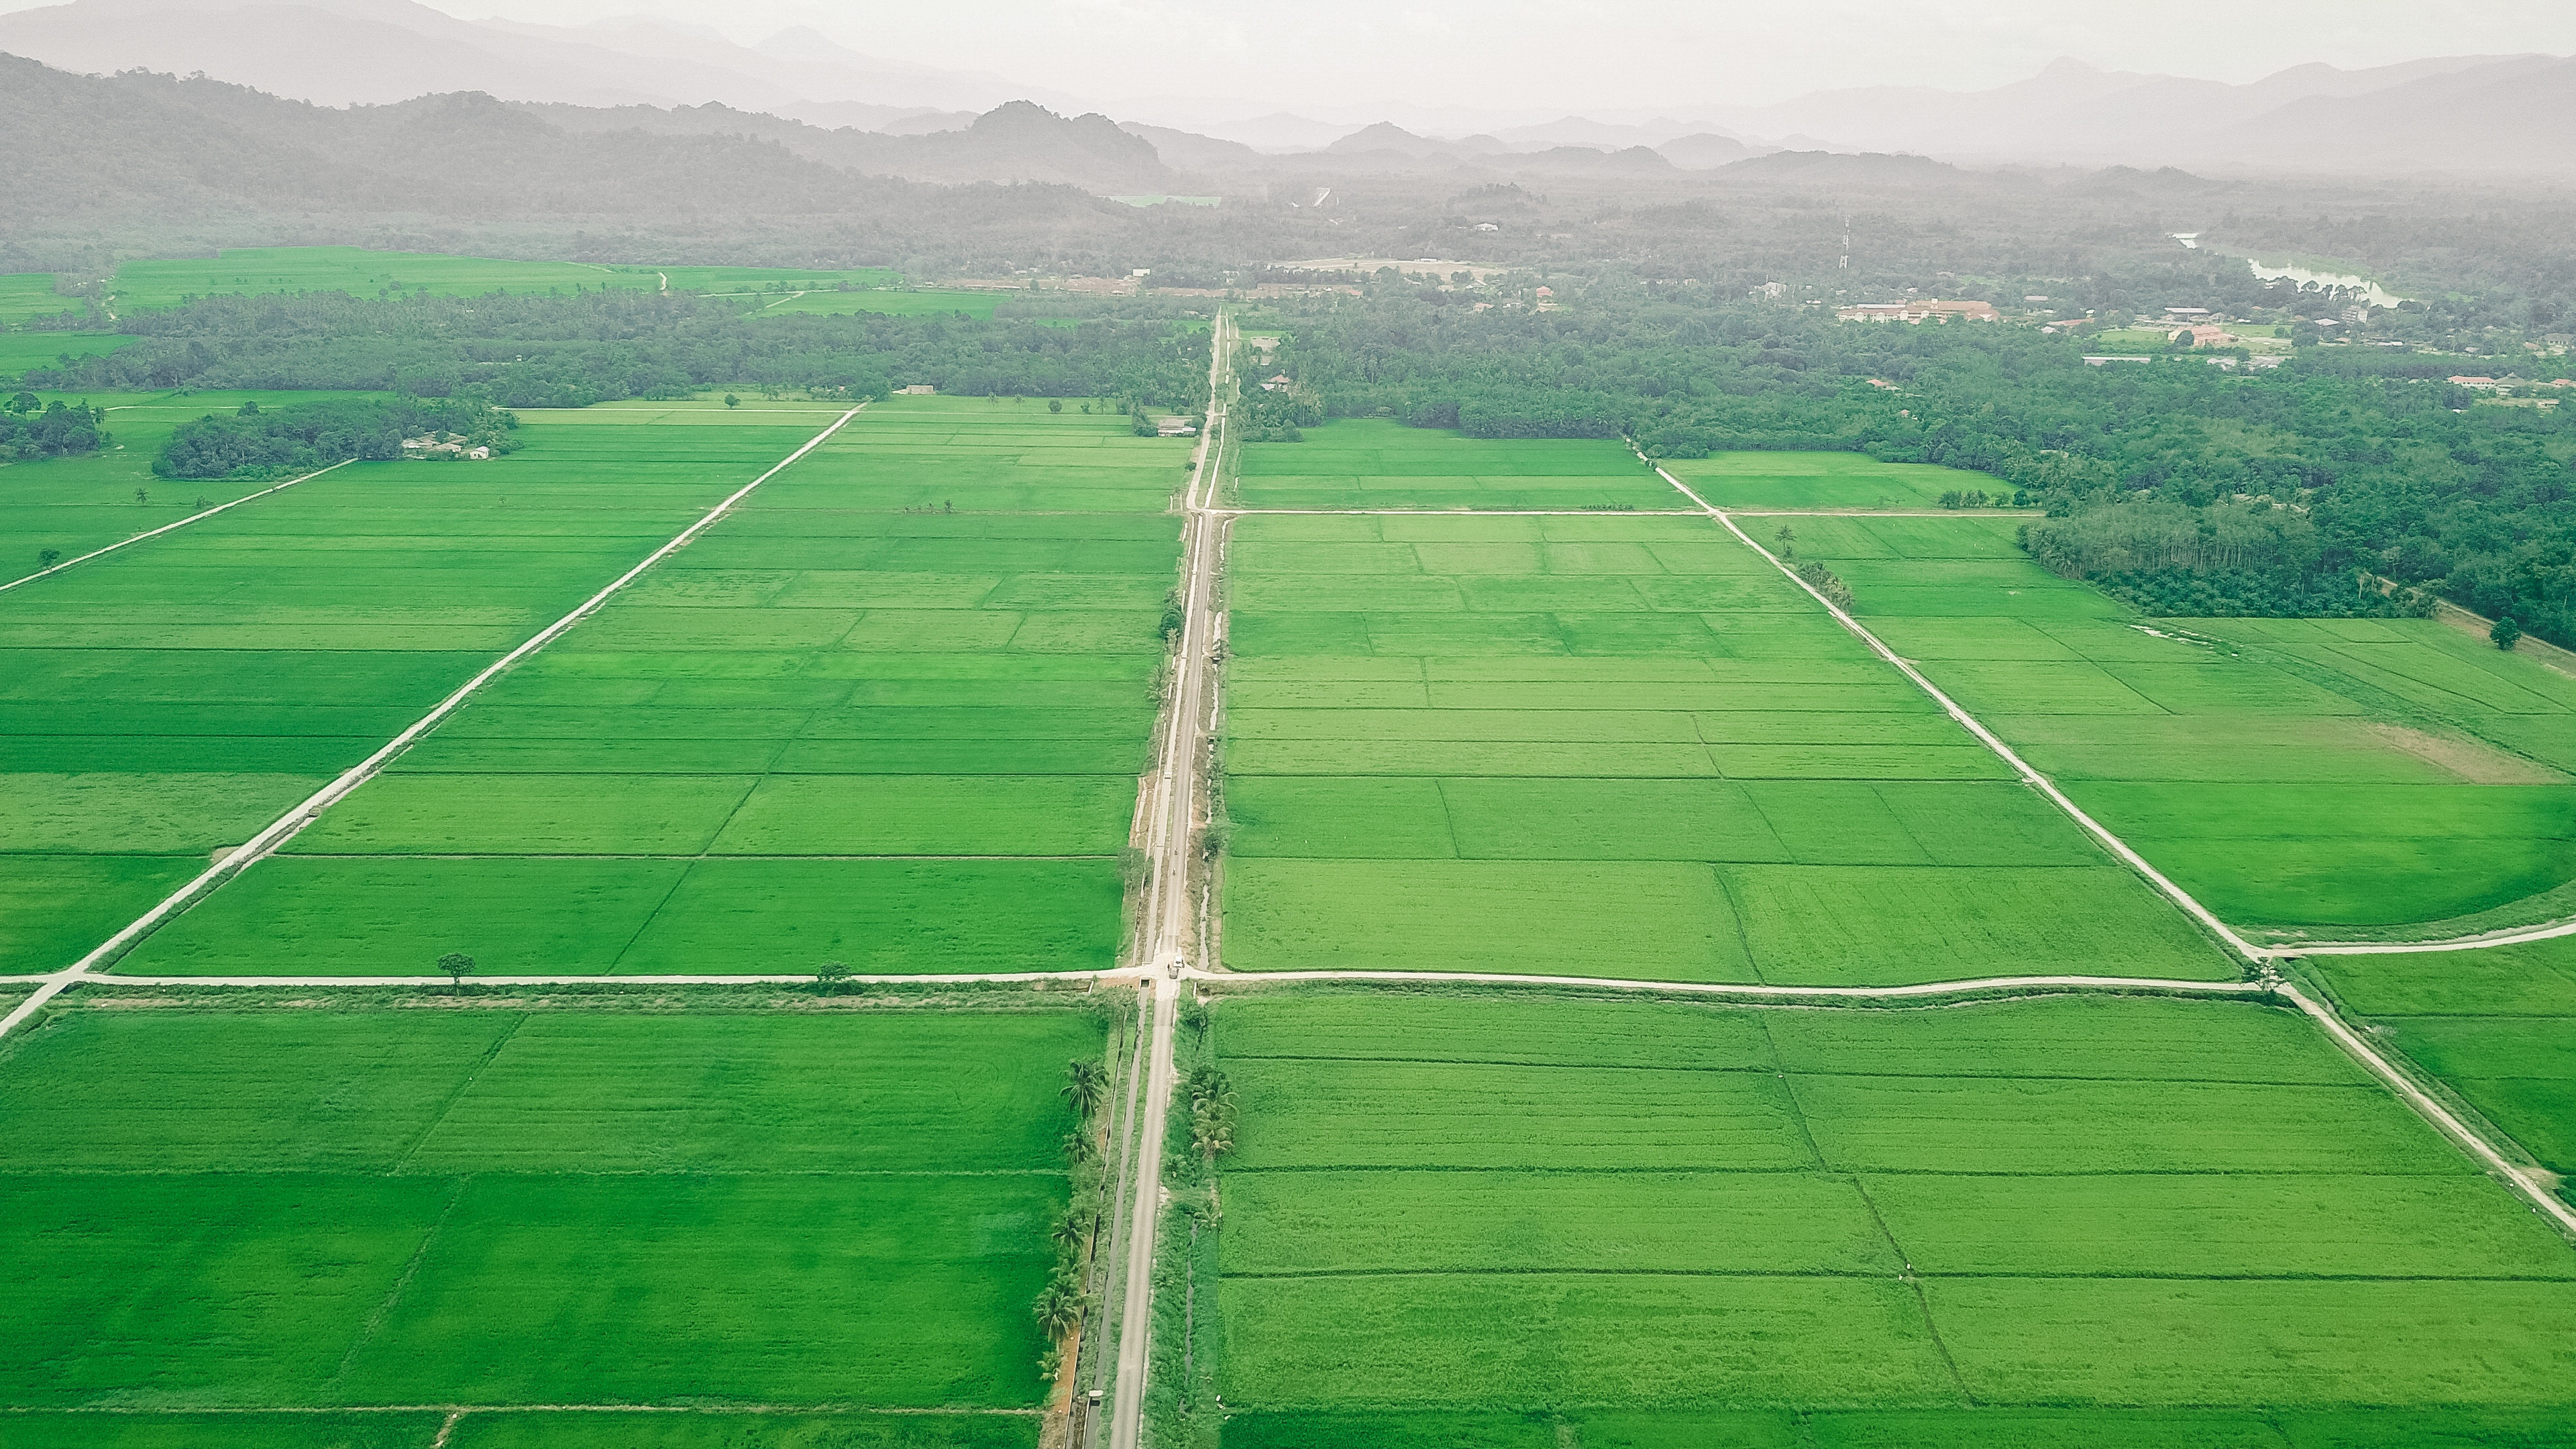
0, 55, 1153, 274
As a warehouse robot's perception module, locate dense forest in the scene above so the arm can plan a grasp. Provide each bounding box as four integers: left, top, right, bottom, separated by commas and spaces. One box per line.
1269, 284, 2576, 643
19, 291, 1214, 411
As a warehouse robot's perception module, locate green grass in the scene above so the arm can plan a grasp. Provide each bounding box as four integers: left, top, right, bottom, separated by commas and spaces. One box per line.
2, 407, 835, 972
1218, 511, 2235, 984
1789, 517, 2576, 936
1232, 418, 1676, 510
1660, 451, 2001, 510
1203, 987, 2576, 1419
0, 998, 1096, 1409
121, 395, 1189, 977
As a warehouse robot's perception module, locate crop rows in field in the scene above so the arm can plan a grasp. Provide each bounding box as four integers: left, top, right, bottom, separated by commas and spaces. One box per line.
1660, 449, 2001, 511
0, 405, 849, 974
1218, 508, 2230, 983
1788, 515, 2576, 936
1231, 418, 1677, 511
0, 995, 1089, 1434
118, 396, 1192, 978
1203, 988, 2576, 1438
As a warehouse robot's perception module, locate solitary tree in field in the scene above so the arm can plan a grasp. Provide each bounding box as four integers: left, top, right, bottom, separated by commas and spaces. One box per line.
36, 548, 61, 570
1774, 525, 1795, 560
438, 951, 474, 989
723, 394, 739, 408
814, 959, 851, 991
133, 487, 148, 505
1049, 399, 1063, 413
2494, 616, 2524, 651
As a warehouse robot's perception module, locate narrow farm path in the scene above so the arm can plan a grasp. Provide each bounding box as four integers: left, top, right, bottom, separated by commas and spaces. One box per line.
0, 457, 356, 593
0, 405, 868, 1014
1099, 307, 1234, 1449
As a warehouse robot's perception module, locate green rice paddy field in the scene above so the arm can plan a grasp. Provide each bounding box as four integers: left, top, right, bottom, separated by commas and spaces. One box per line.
1231, 419, 1678, 511
1784, 514, 2576, 937
0, 330, 134, 376
0, 992, 1089, 1442
2310, 934, 2576, 1188
0, 402, 846, 973
118, 395, 1192, 977
3, 390, 387, 573
1201, 987, 2576, 1444
1218, 508, 2231, 983
1660, 450, 2002, 511
0, 272, 80, 325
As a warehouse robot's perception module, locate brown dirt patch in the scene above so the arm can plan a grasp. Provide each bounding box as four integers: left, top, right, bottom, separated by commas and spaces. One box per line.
2365, 722, 2567, 784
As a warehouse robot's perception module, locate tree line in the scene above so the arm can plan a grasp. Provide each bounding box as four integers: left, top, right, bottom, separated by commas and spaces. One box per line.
1263, 285, 2576, 643
17, 290, 1214, 412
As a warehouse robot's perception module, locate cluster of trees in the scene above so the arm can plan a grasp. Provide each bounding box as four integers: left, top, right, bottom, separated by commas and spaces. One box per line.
1, 394, 107, 460
1266, 286, 2576, 643
154, 396, 519, 480
17, 290, 1214, 413
1034, 1058, 1114, 1358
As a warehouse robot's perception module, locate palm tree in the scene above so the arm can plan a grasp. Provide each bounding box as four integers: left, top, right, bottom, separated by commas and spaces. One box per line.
1063, 1059, 1107, 1120
1034, 1275, 1084, 1338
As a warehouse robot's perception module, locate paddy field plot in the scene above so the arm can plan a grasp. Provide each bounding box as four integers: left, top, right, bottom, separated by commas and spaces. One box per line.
1201, 987, 2576, 1442
2310, 934, 2576, 1190
121, 395, 1192, 978
0, 330, 135, 378
0, 991, 1089, 1437
0, 406, 846, 973
1231, 417, 1676, 511
0, 271, 80, 325
1788, 514, 2576, 936
1, 390, 387, 571
1661, 450, 2000, 511
1219, 511, 2231, 983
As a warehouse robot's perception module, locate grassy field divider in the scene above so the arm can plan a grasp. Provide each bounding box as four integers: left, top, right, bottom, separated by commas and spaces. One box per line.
1189, 967, 2269, 1002
0, 456, 356, 592
0, 404, 869, 1020
1648, 458, 2271, 967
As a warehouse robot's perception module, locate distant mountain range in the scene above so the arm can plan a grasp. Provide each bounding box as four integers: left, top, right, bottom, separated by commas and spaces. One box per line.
0, 0, 1075, 115
4, 0, 2574, 182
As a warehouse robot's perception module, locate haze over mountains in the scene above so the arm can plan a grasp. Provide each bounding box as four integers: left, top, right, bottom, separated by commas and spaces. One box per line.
3, 0, 2575, 180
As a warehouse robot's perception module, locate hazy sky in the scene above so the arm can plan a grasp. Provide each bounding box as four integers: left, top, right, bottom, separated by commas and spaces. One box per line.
396, 0, 2576, 114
